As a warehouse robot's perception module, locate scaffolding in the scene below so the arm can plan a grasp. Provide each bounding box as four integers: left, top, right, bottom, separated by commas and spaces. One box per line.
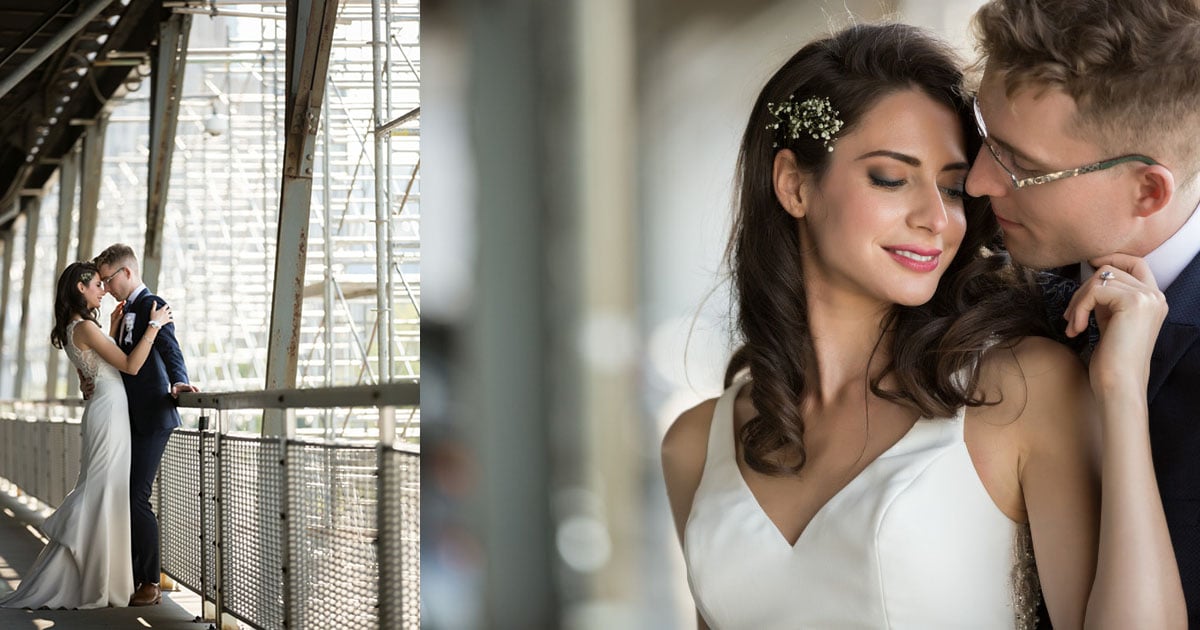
17, 0, 419, 440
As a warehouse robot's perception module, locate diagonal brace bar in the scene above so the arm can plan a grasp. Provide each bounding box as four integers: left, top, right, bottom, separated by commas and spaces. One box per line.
143, 13, 192, 292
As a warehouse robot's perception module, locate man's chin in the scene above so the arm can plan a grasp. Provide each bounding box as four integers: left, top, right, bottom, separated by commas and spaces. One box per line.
1002, 242, 1073, 271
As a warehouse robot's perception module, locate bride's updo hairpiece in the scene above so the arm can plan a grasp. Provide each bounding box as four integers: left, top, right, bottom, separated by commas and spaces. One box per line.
765, 95, 844, 151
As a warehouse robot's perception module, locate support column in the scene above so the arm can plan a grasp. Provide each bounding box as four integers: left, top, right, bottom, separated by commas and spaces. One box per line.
143, 13, 192, 293
262, 0, 340, 430
371, 0, 391, 382
65, 117, 107, 398
453, 0, 563, 624
0, 225, 13, 397
14, 195, 41, 398
573, 0, 641, 615
321, 87, 334, 438
77, 115, 107, 263
47, 148, 78, 399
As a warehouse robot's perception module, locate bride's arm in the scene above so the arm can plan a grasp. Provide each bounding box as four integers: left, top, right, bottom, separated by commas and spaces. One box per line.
999, 337, 1099, 628
662, 398, 717, 630
74, 304, 171, 375
1016, 255, 1184, 629
108, 300, 125, 340
1065, 255, 1185, 629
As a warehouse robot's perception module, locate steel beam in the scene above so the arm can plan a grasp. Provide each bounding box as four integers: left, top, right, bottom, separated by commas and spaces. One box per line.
76, 115, 108, 264
0, 0, 119, 101
267, 1, 343, 604
47, 148, 78, 399
13, 196, 41, 397
0, 0, 76, 74
263, 0, 340, 429
142, 13, 192, 293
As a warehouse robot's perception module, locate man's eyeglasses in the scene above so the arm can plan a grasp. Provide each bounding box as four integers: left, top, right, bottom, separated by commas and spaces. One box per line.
101, 266, 127, 286
972, 96, 1160, 189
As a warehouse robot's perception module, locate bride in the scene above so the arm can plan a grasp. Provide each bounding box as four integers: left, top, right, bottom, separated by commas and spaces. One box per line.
0, 261, 170, 609
662, 23, 1184, 629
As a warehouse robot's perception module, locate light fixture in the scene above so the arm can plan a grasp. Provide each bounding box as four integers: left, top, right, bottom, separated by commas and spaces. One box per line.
204, 101, 228, 136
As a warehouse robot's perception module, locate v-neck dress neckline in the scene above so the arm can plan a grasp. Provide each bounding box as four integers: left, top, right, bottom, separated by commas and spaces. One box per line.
683, 378, 1037, 629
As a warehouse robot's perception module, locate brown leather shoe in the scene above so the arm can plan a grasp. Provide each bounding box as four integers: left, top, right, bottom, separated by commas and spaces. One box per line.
129, 582, 161, 606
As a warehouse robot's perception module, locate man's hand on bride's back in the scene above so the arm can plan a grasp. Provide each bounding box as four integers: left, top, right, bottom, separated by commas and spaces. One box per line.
78, 369, 94, 400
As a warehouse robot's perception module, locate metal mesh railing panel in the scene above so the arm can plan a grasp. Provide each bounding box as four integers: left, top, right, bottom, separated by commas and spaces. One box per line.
379, 447, 420, 629
17, 419, 35, 494
220, 436, 286, 628
287, 443, 380, 630
0, 415, 82, 509
2, 410, 420, 630
160, 430, 204, 594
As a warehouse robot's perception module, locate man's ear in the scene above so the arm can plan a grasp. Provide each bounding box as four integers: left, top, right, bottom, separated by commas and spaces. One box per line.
1132, 164, 1174, 218
773, 149, 811, 219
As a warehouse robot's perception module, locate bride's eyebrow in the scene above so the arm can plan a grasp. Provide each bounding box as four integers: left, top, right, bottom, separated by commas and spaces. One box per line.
856, 150, 968, 172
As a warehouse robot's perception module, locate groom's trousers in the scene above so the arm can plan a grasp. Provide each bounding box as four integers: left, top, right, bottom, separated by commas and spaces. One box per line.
130, 428, 173, 585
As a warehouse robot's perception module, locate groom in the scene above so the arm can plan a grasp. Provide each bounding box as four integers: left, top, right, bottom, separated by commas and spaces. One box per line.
94, 243, 198, 606
968, 0, 1200, 623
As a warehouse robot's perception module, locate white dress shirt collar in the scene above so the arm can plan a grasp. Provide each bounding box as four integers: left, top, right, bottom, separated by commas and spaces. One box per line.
127, 284, 149, 304
1144, 198, 1200, 292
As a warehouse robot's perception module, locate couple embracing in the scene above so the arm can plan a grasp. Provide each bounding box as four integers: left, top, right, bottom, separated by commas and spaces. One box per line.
1, 243, 198, 609
664, 0, 1200, 627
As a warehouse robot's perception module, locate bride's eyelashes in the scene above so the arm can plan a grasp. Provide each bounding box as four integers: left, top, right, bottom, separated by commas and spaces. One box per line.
868, 172, 966, 200
869, 172, 905, 189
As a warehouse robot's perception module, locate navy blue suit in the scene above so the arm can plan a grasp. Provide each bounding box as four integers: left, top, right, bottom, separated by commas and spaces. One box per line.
1041, 252, 1200, 624
1148, 251, 1200, 624
117, 287, 190, 586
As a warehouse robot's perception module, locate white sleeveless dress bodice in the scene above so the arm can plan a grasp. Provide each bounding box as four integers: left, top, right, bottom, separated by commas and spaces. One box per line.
684, 379, 1038, 629
0, 319, 134, 609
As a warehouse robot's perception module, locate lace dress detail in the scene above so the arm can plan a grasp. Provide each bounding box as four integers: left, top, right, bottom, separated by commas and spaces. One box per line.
64, 319, 101, 380
1011, 524, 1041, 630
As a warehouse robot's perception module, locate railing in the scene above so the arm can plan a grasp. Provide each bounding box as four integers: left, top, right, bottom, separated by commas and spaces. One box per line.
0, 382, 419, 630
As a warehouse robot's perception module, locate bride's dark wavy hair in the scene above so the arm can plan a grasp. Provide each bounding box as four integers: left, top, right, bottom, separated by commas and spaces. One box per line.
725, 22, 1051, 475
51, 262, 101, 350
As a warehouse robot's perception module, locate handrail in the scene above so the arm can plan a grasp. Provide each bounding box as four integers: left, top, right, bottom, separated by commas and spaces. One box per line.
175, 380, 418, 409
4, 382, 418, 411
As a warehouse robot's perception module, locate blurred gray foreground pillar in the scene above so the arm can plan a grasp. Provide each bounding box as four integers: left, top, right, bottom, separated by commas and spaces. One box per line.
457, 0, 563, 626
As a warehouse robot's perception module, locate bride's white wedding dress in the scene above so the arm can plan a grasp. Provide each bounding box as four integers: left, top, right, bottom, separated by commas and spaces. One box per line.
685, 378, 1040, 629
0, 319, 134, 609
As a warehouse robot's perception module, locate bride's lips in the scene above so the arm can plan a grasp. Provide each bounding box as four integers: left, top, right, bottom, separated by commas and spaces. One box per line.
883, 245, 942, 272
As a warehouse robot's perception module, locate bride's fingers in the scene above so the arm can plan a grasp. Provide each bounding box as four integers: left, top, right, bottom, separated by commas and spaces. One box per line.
1063, 265, 1134, 337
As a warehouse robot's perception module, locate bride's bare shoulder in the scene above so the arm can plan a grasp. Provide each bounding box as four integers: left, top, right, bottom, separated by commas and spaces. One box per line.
69, 318, 105, 350
663, 397, 720, 471
975, 336, 1091, 438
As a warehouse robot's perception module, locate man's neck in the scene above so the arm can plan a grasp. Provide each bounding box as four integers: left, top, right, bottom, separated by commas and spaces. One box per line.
126, 283, 148, 303
1083, 194, 1200, 291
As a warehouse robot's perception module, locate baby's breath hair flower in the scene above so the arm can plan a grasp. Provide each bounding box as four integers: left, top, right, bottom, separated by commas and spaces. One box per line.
765, 95, 844, 152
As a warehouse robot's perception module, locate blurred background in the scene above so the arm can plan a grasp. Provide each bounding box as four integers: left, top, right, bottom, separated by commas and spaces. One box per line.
421, 1, 985, 627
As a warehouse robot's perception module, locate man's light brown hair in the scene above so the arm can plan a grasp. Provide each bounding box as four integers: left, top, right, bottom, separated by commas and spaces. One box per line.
93, 243, 138, 271
973, 0, 1200, 183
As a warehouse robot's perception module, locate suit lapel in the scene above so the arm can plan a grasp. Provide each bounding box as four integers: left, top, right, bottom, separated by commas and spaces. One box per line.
1148, 251, 1200, 403
122, 289, 148, 348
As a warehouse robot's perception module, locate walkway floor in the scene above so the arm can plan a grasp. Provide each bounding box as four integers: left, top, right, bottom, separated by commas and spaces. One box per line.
0, 509, 211, 630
